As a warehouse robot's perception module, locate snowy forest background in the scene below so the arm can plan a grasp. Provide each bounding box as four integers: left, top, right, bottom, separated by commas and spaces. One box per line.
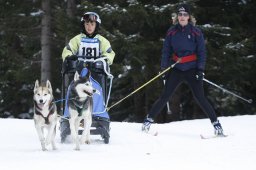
0, 0, 255, 123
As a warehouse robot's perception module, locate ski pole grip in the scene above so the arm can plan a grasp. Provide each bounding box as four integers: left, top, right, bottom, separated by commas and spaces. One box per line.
159, 58, 181, 77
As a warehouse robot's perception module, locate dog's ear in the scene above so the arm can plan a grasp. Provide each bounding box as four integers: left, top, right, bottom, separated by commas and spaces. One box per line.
46, 80, 53, 93
34, 80, 39, 93
74, 71, 80, 81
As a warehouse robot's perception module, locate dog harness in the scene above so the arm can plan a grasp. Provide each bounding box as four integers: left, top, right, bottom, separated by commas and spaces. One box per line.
70, 97, 91, 117
68, 80, 93, 117
34, 101, 56, 125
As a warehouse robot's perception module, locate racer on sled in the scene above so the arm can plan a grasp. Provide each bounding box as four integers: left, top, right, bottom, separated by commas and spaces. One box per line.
60, 12, 115, 144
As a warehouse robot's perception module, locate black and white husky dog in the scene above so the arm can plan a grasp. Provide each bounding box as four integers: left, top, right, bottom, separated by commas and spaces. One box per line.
69, 70, 96, 150
33, 80, 58, 151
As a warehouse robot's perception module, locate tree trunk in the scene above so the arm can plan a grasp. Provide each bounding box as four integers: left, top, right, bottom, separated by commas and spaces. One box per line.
65, 0, 76, 43
67, 0, 76, 18
41, 0, 51, 82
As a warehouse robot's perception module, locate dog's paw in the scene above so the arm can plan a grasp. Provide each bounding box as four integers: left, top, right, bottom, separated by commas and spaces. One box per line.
40, 140, 47, 151
80, 138, 90, 144
45, 139, 51, 146
42, 147, 47, 151
85, 140, 90, 144
52, 143, 57, 150
74, 147, 80, 151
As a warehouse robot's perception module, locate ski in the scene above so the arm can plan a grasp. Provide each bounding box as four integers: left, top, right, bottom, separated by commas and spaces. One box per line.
142, 131, 158, 136
152, 131, 158, 136
200, 134, 228, 139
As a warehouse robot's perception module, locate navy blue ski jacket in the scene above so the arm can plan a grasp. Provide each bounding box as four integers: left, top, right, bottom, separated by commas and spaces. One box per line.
161, 23, 206, 71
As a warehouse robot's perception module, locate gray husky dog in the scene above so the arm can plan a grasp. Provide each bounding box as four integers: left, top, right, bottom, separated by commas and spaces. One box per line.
33, 80, 58, 151
69, 71, 96, 150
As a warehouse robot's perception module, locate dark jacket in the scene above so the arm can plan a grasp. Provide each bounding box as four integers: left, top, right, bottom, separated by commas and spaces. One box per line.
161, 23, 206, 71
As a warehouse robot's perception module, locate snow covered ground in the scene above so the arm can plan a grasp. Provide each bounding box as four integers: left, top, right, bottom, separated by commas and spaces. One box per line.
0, 115, 256, 170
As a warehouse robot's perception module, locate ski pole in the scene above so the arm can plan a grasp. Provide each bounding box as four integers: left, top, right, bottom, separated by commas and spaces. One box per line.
163, 79, 172, 114
203, 78, 253, 104
107, 59, 181, 111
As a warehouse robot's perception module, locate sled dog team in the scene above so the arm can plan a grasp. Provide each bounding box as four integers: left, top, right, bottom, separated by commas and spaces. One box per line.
33, 70, 95, 151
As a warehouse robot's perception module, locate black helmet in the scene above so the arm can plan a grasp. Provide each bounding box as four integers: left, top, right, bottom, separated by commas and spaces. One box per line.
81, 12, 101, 37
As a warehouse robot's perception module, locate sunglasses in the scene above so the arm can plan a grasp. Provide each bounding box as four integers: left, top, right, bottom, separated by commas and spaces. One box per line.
178, 12, 189, 17
83, 14, 97, 22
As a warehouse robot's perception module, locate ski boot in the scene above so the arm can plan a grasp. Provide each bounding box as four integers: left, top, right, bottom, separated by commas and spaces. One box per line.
142, 115, 154, 133
212, 120, 224, 136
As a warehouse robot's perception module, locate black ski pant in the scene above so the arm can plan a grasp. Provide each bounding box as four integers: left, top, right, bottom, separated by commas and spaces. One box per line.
148, 68, 217, 123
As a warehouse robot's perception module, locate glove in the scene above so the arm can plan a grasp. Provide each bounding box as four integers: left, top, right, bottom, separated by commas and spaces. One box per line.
195, 70, 205, 81
66, 55, 77, 61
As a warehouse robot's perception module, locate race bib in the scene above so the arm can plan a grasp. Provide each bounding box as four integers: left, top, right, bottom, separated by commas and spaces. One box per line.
78, 38, 100, 57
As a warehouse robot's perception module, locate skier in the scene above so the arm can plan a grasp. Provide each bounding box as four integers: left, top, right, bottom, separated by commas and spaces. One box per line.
142, 4, 224, 136
60, 12, 115, 142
